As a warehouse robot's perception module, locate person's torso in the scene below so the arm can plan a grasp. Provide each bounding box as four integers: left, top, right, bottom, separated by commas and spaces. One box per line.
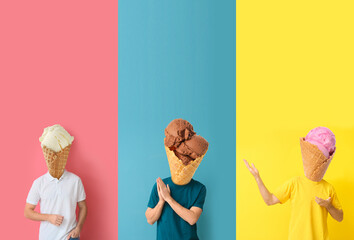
157, 177, 205, 240
37, 171, 81, 240
288, 176, 332, 240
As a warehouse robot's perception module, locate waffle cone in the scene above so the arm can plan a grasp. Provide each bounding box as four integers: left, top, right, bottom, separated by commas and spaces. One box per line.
42, 145, 71, 179
165, 146, 205, 185
299, 138, 333, 182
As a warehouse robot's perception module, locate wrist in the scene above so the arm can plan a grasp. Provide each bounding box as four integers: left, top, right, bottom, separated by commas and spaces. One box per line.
255, 175, 261, 182
76, 224, 83, 231
326, 203, 333, 211
44, 214, 50, 222
166, 196, 173, 204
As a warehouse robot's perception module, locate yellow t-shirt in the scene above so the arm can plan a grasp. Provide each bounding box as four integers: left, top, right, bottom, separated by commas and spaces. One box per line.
273, 176, 342, 240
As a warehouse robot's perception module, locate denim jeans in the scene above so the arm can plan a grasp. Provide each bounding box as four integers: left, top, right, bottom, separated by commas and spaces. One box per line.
70, 238, 79, 240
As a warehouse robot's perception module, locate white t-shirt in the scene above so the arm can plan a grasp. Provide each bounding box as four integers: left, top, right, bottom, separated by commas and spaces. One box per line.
26, 170, 86, 240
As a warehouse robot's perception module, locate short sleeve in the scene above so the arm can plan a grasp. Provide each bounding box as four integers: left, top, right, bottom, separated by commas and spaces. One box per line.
147, 183, 159, 208
26, 180, 40, 205
77, 178, 86, 202
330, 186, 342, 210
273, 178, 295, 204
192, 185, 206, 210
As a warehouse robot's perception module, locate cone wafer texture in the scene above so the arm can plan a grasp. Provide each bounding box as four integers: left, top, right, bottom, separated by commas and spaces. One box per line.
300, 138, 333, 182
43, 144, 71, 179
165, 146, 205, 185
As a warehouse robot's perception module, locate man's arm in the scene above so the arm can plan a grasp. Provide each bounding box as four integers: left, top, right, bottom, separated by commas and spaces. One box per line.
77, 200, 88, 230
167, 198, 202, 225
24, 203, 64, 226
145, 202, 165, 225
146, 180, 166, 225
244, 159, 280, 206
67, 200, 88, 239
157, 178, 203, 226
315, 197, 343, 222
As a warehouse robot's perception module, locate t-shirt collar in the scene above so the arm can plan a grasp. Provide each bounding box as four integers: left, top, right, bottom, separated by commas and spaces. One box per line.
46, 170, 67, 181
170, 177, 193, 187
302, 175, 322, 185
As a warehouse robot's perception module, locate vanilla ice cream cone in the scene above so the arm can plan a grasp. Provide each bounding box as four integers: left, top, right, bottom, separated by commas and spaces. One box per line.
300, 138, 334, 182
165, 146, 205, 185
43, 144, 71, 179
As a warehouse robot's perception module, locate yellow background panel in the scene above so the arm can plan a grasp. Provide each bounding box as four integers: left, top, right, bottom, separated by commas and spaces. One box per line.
236, 1, 354, 239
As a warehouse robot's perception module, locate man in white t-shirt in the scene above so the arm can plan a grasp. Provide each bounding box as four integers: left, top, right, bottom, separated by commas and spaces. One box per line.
24, 125, 87, 240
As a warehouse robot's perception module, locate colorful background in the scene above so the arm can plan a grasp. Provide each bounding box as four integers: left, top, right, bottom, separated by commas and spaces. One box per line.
118, 0, 235, 239
0, 0, 118, 239
237, 0, 354, 239
3, 0, 352, 239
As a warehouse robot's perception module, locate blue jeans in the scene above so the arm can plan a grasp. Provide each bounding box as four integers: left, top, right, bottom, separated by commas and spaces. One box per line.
70, 238, 79, 240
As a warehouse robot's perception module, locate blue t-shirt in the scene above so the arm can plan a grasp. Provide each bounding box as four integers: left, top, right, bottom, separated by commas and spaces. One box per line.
148, 177, 207, 240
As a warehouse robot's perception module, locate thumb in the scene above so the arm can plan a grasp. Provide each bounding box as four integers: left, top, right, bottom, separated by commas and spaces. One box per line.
67, 232, 72, 240
167, 184, 170, 192
327, 197, 332, 201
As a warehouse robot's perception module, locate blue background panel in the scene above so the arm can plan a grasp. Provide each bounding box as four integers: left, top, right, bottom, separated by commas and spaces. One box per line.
118, 1, 235, 239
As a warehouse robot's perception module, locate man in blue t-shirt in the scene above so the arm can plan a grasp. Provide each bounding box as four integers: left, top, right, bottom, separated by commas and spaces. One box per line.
146, 177, 206, 240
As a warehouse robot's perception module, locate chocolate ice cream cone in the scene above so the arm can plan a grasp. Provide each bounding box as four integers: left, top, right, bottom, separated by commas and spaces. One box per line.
165, 145, 205, 185
42, 145, 71, 179
300, 138, 334, 182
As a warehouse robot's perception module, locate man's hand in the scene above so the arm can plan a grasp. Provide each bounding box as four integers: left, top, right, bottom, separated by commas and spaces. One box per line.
47, 214, 64, 226
146, 178, 168, 225
156, 178, 165, 203
243, 159, 280, 206
67, 227, 80, 239
316, 196, 343, 222
157, 178, 171, 202
315, 197, 332, 209
244, 159, 260, 179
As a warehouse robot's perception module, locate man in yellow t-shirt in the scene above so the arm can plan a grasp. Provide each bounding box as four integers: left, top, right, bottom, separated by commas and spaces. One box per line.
244, 159, 343, 240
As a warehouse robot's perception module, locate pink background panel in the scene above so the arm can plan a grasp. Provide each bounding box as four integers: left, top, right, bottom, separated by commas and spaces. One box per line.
0, 0, 118, 239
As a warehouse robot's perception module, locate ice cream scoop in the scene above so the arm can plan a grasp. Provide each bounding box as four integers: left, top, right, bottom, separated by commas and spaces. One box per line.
164, 119, 195, 150
305, 127, 336, 158
39, 124, 74, 152
175, 135, 209, 164
165, 119, 209, 165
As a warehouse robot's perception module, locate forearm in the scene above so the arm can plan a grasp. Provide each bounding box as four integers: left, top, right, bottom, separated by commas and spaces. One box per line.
146, 201, 164, 225
166, 198, 198, 225
76, 206, 87, 230
254, 176, 278, 206
327, 204, 343, 222
24, 208, 50, 222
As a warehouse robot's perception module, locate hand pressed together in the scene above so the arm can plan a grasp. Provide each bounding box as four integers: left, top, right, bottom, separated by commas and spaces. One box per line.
157, 178, 166, 203
157, 177, 172, 202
